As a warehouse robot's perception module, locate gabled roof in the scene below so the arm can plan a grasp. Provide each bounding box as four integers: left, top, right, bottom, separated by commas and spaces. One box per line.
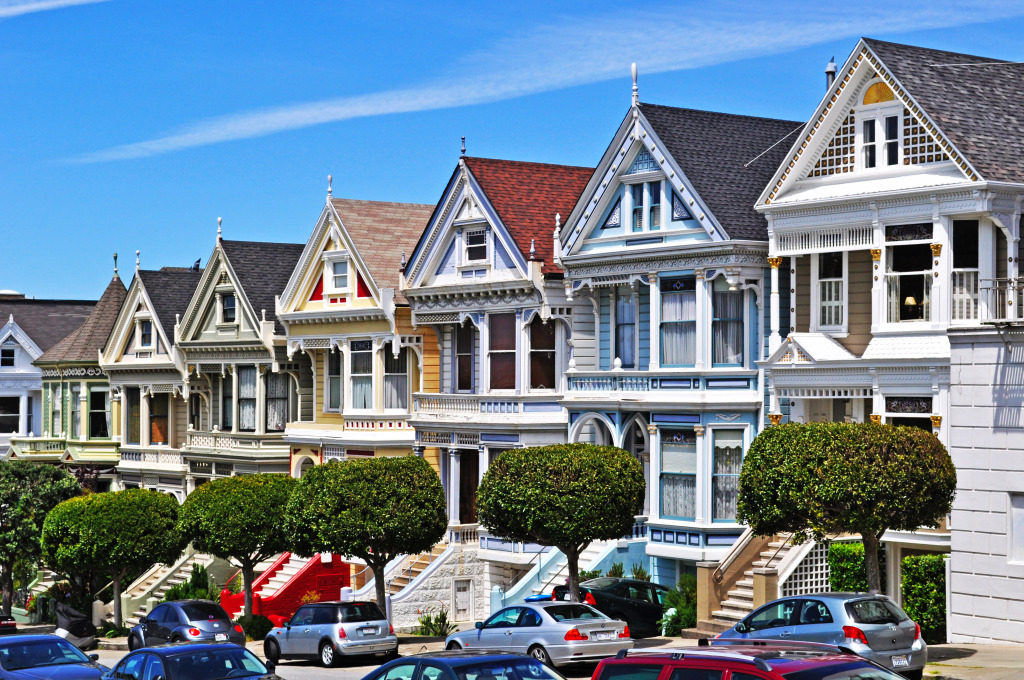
0, 298, 95, 353
766, 332, 858, 366
137, 267, 203, 344
220, 240, 305, 335
638, 104, 802, 241
462, 157, 593, 275
38, 275, 127, 363
330, 198, 434, 304
862, 38, 1024, 184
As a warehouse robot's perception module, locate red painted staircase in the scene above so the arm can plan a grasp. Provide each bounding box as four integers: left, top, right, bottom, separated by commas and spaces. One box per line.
220, 553, 350, 627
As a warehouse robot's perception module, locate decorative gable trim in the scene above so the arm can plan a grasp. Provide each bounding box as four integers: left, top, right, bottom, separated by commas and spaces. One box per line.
100, 275, 181, 371
0, 317, 43, 360
176, 244, 261, 347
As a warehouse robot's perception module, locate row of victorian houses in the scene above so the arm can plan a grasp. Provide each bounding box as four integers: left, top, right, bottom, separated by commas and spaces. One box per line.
2, 38, 1023, 642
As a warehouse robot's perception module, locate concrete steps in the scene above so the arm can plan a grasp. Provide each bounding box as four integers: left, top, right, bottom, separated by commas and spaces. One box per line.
531, 542, 607, 597
258, 555, 310, 599
708, 539, 793, 629
387, 545, 447, 596
125, 553, 212, 626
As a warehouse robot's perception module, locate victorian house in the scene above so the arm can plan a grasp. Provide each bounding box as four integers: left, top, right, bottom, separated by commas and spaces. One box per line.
557, 78, 801, 586
1, 293, 94, 455
276, 192, 437, 476
174, 230, 307, 489
100, 260, 202, 499
8, 267, 127, 491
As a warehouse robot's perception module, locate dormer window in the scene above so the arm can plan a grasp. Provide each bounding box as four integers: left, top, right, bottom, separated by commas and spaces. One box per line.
222, 295, 236, 323
322, 253, 351, 304
858, 81, 901, 170
331, 260, 348, 290
465, 230, 487, 262
649, 182, 662, 230
0, 348, 13, 367
139, 320, 153, 348
631, 184, 644, 232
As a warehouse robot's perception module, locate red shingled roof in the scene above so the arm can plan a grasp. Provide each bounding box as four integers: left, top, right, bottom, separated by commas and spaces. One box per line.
462, 157, 593, 276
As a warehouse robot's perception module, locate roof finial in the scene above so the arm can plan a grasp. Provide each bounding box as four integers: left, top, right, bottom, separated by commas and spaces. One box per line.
135, 250, 140, 269
217, 217, 222, 242
631, 62, 639, 106
113, 252, 119, 278
327, 174, 333, 199
530, 239, 536, 260
461, 136, 466, 157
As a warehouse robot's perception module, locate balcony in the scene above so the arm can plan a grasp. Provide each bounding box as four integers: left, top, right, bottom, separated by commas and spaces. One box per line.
8, 436, 64, 456
184, 430, 289, 457
980, 278, 1024, 323
119, 447, 186, 472
564, 370, 759, 404
411, 393, 565, 427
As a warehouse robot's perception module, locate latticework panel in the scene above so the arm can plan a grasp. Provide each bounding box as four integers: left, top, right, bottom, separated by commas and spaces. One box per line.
903, 109, 949, 165
781, 542, 831, 596
807, 113, 855, 178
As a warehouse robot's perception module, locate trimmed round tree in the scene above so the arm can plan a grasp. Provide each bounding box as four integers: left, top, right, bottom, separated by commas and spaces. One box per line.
477, 444, 645, 603
0, 462, 80, 615
737, 422, 956, 594
41, 489, 184, 627
286, 456, 447, 610
177, 473, 296, 619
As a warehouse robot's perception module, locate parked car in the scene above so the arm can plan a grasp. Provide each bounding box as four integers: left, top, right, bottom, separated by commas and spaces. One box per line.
550, 578, 669, 638
264, 600, 398, 668
0, 634, 106, 679
445, 602, 631, 667
360, 650, 567, 680
127, 600, 245, 650
716, 593, 927, 679
0, 617, 16, 636
102, 642, 279, 680
592, 642, 915, 680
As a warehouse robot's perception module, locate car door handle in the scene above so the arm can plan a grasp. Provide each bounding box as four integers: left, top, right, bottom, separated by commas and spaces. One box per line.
505, 631, 513, 635
779, 631, 792, 637
303, 628, 311, 633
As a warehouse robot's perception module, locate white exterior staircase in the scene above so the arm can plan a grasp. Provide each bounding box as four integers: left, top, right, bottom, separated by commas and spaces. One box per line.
710, 538, 793, 627
530, 542, 608, 597
387, 545, 448, 596
124, 552, 215, 626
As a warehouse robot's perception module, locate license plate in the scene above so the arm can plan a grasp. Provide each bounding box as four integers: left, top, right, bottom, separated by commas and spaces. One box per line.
215, 633, 227, 641
563, 594, 571, 601
594, 632, 613, 641
891, 655, 909, 668
359, 627, 377, 636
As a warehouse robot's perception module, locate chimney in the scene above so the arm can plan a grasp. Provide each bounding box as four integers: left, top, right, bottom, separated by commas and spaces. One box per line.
825, 56, 837, 89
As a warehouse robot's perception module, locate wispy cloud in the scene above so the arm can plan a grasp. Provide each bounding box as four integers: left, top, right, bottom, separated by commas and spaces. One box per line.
72, 0, 1024, 163
0, 0, 107, 19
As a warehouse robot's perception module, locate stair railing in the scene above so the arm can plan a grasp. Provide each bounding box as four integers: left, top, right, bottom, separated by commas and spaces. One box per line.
712, 527, 754, 584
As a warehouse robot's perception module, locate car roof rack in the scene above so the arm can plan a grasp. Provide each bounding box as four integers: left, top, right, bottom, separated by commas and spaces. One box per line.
698, 638, 858, 655
613, 647, 773, 672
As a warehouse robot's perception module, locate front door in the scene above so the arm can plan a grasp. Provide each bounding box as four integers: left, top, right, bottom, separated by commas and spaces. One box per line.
459, 450, 479, 524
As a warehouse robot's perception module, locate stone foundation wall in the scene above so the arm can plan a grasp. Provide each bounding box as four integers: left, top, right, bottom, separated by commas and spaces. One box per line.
390, 547, 492, 630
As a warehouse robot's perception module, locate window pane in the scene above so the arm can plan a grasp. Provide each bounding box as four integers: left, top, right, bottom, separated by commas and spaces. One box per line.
266, 373, 288, 432
384, 345, 408, 373
713, 285, 744, 365
530, 351, 556, 390
662, 474, 695, 518
863, 119, 875, 143
0, 397, 18, 434
662, 285, 696, 366
352, 376, 372, 409
712, 430, 743, 521
126, 388, 141, 443
885, 115, 899, 140
953, 220, 979, 269
457, 355, 473, 391
819, 252, 843, 279
466, 231, 487, 261
223, 295, 236, 322
351, 350, 373, 375
530, 318, 556, 350
149, 393, 167, 444
238, 366, 256, 431
489, 314, 516, 351
489, 354, 516, 390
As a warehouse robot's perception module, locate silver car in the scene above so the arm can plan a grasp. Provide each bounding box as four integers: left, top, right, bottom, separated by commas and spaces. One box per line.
445, 602, 632, 667
717, 593, 927, 679
264, 601, 398, 668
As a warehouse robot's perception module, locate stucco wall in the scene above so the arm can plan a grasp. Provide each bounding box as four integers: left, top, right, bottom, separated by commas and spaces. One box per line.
390, 547, 491, 630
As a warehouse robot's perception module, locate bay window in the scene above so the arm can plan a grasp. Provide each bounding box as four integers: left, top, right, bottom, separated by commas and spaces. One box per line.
265, 372, 289, 432
237, 366, 257, 432
221, 375, 233, 430
661, 277, 696, 366
952, 220, 979, 321
529, 317, 556, 390
384, 343, 409, 410
712, 279, 744, 366
149, 393, 168, 444
456, 323, 474, 392
70, 385, 81, 439
885, 224, 933, 323
661, 429, 696, 520
616, 293, 636, 369
712, 430, 743, 521
488, 314, 516, 390
818, 252, 844, 328
350, 341, 373, 409
126, 387, 140, 444
326, 351, 342, 412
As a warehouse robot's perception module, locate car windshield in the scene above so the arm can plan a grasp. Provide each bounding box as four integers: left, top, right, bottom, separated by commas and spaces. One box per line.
166, 646, 268, 679
845, 599, 908, 625
181, 602, 230, 621
784, 660, 908, 680
455, 660, 567, 680
545, 605, 607, 621
0, 638, 91, 671
341, 603, 386, 622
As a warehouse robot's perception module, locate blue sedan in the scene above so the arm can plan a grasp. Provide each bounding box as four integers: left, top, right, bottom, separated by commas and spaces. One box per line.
360, 651, 567, 680
0, 635, 106, 679
102, 643, 279, 680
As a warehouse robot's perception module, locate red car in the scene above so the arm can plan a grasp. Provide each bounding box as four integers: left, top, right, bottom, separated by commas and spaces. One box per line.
591, 641, 914, 680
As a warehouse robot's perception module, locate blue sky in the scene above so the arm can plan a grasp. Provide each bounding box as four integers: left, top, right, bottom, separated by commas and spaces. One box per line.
3, 0, 1023, 299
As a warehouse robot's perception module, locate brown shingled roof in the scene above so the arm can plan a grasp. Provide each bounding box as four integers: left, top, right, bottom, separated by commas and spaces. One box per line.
330, 198, 434, 304
38, 275, 127, 364
0, 299, 96, 353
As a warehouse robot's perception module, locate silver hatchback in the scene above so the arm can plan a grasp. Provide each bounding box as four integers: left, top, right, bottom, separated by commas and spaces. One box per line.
264, 601, 398, 668
717, 593, 927, 679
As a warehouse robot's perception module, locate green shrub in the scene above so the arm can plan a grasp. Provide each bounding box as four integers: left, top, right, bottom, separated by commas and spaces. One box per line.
415, 605, 458, 636
828, 542, 887, 593
901, 554, 946, 644
235, 614, 274, 641
630, 563, 651, 582
657, 573, 697, 636
99, 621, 131, 638
227, 573, 243, 595
606, 562, 625, 578
578, 569, 602, 582
163, 563, 216, 602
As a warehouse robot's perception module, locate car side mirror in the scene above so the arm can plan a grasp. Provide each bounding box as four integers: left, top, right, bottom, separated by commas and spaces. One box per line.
265, 662, 276, 673
735, 621, 748, 634
475, 621, 483, 630
88, 654, 99, 662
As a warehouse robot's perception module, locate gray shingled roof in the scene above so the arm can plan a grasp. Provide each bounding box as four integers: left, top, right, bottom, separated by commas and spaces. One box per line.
137, 267, 203, 344
220, 240, 305, 335
864, 38, 1024, 184
38, 275, 127, 363
638, 104, 803, 241
0, 298, 95, 353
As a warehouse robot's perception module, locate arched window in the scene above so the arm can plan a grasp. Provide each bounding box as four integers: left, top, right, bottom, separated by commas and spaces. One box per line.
862, 81, 894, 105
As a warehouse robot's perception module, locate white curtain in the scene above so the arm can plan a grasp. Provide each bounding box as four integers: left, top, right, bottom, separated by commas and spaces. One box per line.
712, 430, 744, 521
661, 291, 696, 365
616, 294, 636, 367
265, 373, 289, 432
238, 367, 257, 431
661, 436, 697, 518
351, 350, 373, 409
384, 345, 408, 410
713, 289, 744, 365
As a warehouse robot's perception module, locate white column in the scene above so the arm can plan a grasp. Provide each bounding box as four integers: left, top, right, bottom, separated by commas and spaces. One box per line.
769, 257, 782, 352
648, 424, 660, 520
256, 367, 266, 434
449, 449, 461, 525
515, 310, 523, 395
231, 368, 239, 434
979, 218, 996, 321
660, 181, 669, 228
933, 216, 950, 327
695, 271, 706, 369
141, 391, 151, 447
648, 274, 660, 371
694, 424, 706, 525
478, 445, 487, 485
18, 393, 27, 435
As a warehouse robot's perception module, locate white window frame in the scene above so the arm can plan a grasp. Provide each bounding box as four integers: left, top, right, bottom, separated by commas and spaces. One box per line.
486, 313, 517, 393
463, 229, 489, 264
883, 238, 934, 328
382, 342, 410, 413
347, 339, 374, 413
0, 347, 14, 368
218, 292, 238, 326
324, 349, 343, 413
138, 319, 155, 349
856, 101, 903, 173
709, 278, 748, 369
810, 251, 848, 334
322, 252, 351, 301
705, 423, 749, 525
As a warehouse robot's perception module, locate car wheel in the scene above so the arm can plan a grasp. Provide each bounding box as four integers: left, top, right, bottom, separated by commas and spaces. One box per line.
127, 634, 141, 651
170, 635, 184, 644
383, 646, 400, 660
528, 645, 552, 667
319, 641, 338, 668
446, 641, 462, 651
264, 639, 280, 664
900, 671, 923, 680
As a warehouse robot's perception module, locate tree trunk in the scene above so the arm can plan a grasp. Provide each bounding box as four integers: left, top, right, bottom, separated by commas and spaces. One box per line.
112, 571, 123, 629
372, 562, 387, 618
0, 562, 13, 617
563, 544, 583, 603
242, 563, 256, 619
862, 532, 882, 594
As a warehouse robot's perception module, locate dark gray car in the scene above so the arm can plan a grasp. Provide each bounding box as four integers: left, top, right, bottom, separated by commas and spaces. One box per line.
128, 600, 245, 650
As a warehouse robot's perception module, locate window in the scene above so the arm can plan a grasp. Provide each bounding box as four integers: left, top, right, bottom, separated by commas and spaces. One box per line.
1010, 494, 1024, 563
631, 184, 644, 232
381, 663, 418, 680
886, 243, 933, 322
862, 112, 900, 169
139, 320, 153, 348
798, 600, 835, 625
89, 387, 110, 439
661, 429, 696, 519
70, 385, 82, 439
465, 230, 487, 262
221, 375, 233, 430
712, 279, 744, 366
126, 387, 141, 444
648, 181, 661, 230
142, 656, 165, 680
113, 653, 147, 680
529, 317, 556, 390
483, 607, 523, 628
712, 430, 743, 521
456, 323, 474, 392
669, 670, 723, 680
189, 393, 201, 431
616, 292, 636, 368
237, 366, 257, 432
747, 599, 797, 631
290, 607, 315, 626
421, 666, 446, 680
818, 252, 844, 328
952, 220, 980, 322
488, 314, 516, 390
383, 343, 408, 410
265, 372, 289, 432
326, 351, 342, 412
350, 340, 373, 409
222, 294, 236, 323
0, 348, 13, 367
661, 277, 696, 366
332, 259, 348, 290
51, 384, 62, 436
0, 397, 18, 434
598, 666, 663, 680
149, 393, 168, 444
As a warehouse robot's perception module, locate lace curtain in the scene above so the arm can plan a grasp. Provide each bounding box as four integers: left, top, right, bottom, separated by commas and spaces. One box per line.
661, 290, 696, 365
384, 345, 408, 410
265, 373, 289, 432
238, 366, 257, 431
661, 433, 696, 518
351, 349, 373, 409
712, 430, 744, 521
713, 288, 744, 365
616, 294, 636, 367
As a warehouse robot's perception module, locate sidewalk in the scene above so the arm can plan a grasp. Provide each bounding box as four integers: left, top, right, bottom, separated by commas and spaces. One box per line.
926, 644, 1024, 680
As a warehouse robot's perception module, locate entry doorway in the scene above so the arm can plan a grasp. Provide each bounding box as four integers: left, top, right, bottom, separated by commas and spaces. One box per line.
458, 450, 479, 524
624, 420, 651, 516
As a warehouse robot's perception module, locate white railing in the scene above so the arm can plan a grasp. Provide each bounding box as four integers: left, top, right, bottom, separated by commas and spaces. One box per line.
186, 431, 284, 451
775, 224, 874, 255
119, 448, 185, 467
952, 270, 979, 321
413, 393, 562, 417
981, 278, 1024, 322
625, 515, 648, 540
414, 395, 480, 414
449, 523, 480, 545
567, 371, 755, 392
11, 437, 64, 452
779, 541, 829, 597
344, 417, 411, 431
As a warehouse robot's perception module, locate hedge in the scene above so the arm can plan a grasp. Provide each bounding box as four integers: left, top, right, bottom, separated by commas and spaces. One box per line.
901, 554, 946, 644
828, 542, 887, 593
